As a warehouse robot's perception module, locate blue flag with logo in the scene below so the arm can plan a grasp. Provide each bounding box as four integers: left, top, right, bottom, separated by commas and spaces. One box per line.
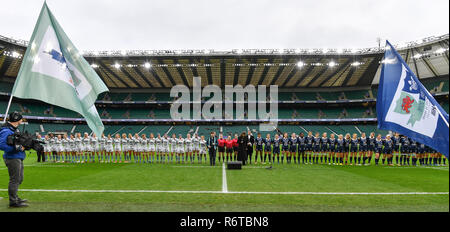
377, 41, 449, 158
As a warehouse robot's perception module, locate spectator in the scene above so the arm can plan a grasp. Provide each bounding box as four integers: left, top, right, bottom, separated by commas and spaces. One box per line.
316, 93, 325, 101
338, 92, 347, 100
123, 110, 130, 119
147, 94, 157, 101
318, 110, 326, 119
147, 110, 156, 119
291, 93, 299, 101
123, 93, 132, 101
102, 93, 111, 101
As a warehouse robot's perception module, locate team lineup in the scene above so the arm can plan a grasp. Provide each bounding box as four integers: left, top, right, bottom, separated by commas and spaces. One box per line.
37, 130, 447, 167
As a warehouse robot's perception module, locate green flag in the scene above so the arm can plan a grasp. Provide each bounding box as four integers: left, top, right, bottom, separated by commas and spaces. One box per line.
12, 2, 108, 136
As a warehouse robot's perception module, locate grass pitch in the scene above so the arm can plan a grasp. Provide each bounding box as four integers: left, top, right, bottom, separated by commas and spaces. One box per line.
0, 152, 448, 212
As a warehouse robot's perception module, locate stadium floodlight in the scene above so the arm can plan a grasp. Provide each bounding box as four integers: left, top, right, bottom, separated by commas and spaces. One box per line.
336, 48, 343, 54
413, 53, 422, 59
91, 63, 98, 68
114, 63, 121, 69
328, 61, 336, 67
351, 62, 361, 67
11, 51, 21, 58
144, 62, 151, 69
120, 50, 127, 56
435, 48, 446, 54
297, 61, 305, 68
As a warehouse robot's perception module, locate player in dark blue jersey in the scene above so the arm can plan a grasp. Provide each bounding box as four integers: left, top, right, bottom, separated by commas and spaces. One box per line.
328, 133, 337, 165
336, 134, 345, 165
359, 133, 369, 165
374, 134, 383, 166
367, 132, 376, 165
313, 132, 321, 164
392, 132, 402, 166
289, 133, 297, 164
255, 133, 264, 165
281, 133, 290, 164
319, 133, 328, 164
297, 133, 306, 164
350, 134, 359, 165
305, 131, 314, 164
263, 134, 272, 164
383, 135, 394, 166
409, 139, 418, 166
400, 136, 411, 166
343, 133, 351, 165
273, 134, 281, 164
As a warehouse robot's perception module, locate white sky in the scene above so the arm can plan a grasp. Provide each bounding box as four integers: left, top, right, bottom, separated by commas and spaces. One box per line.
0, 0, 448, 51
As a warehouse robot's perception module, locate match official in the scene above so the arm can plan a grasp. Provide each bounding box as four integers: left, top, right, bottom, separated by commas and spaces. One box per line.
207, 132, 218, 166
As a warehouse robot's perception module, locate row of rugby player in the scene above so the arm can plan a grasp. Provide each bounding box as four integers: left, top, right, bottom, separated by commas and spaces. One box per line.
37, 131, 447, 166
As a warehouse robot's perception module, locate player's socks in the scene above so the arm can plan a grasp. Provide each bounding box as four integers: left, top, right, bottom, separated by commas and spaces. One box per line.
375, 158, 379, 165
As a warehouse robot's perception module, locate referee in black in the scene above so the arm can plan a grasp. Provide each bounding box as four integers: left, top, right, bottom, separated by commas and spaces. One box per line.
207, 131, 218, 166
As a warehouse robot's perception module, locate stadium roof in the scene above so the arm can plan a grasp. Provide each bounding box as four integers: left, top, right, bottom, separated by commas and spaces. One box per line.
0, 34, 448, 89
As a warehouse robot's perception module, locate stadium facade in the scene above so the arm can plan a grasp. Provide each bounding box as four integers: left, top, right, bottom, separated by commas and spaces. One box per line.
0, 34, 448, 137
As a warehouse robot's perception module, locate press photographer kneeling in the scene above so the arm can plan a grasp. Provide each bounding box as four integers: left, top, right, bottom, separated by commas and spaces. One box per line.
0, 112, 44, 208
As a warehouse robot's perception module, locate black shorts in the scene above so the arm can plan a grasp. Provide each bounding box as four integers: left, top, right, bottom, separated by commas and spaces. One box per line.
256, 146, 263, 151
320, 146, 328, 152
290, 146, 297, 152
226, 148, 233, 153
218, 146, 225, 153
273, 147, 280, 154
359, 146, 367, 152
264, 146, 272, 152
336, 147, 343, 153
233, 146, 239, 152
298, 146, 305, 152
350, 147, 358, 153
313, 146, 320, 152
282, 146, 289, 151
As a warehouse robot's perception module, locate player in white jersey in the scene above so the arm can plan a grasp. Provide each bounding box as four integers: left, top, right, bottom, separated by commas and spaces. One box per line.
177, 134, 185, 164
185, 134, 193, 164
48, 134, 56, 162
199, 135, 207, 164
68, 134, 76, 163
91, 134, 99, 163
98, 134, 107, 162
133, 134, 142, 163
128, 133, 134, 162
170, 134, 177, 164
121, 133, 129, 163
140, 134, 148, 163
54, 135, 63, 163
61, 134, 70, 163
192, 134, 200, 163
155, 134, 162, 163
43, 135, 51, 162
114, 134, 122, 163
162, 134, 171, 163
82, 133, 92, 163
74, 133, 82, 163
148, 133, 156, 163
105, 134, 113, 163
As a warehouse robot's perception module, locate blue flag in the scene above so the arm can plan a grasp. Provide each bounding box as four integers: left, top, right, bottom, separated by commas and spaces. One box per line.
377, 41, 449, 158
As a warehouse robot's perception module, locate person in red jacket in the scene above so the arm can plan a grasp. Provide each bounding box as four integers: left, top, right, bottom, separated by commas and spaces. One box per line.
225, 136, 234, 162
232, 134, 239, 161
217, 133, 226, 163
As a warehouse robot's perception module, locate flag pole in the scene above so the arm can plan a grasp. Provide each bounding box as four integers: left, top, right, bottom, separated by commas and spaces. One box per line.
435, 106, 449, 128
2, 94, 13, 123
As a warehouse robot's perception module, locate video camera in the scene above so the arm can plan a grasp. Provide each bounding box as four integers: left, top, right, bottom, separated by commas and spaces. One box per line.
7, 131, 44, 152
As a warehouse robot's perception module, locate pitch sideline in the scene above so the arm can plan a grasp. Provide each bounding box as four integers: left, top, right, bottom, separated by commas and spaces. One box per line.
0, 189, 447, 195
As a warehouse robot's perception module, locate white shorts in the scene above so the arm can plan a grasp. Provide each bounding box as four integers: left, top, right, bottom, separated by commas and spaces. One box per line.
114, 145, 122, 152
149, 146, 155, 152
199, 148, 207, 155
177, 147, 185, 153
105, 145, 113, 152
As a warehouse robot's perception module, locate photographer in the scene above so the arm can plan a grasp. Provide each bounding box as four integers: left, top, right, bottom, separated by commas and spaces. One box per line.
0, 112, 28, 208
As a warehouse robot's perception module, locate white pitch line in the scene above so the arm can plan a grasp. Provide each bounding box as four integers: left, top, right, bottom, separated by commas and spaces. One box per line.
0, 189, 447, 195
222, 163, 228, 193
